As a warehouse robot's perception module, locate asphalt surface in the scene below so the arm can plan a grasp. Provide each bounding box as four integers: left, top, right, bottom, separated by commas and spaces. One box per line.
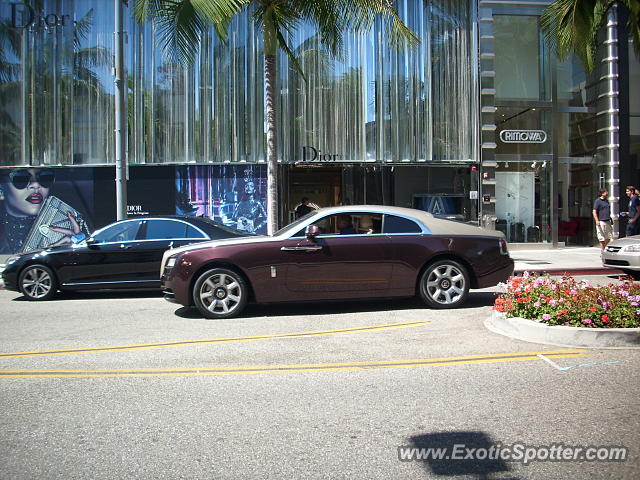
0, 275, 638, 479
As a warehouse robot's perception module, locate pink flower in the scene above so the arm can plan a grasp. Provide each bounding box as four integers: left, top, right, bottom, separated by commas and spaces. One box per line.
542, 314, 551, 321
583, 318, 592, 324
549, 299, 557, 307
533, 301, 541, 307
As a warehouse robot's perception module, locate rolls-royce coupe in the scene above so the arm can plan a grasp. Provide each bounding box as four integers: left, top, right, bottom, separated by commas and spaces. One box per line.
160, 206, 514, 319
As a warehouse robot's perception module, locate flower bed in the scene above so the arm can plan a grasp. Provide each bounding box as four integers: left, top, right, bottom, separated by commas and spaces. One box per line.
494, 273, 640, 328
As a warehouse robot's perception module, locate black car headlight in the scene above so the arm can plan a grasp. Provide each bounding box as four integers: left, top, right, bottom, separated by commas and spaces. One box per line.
5, 255, 21, 266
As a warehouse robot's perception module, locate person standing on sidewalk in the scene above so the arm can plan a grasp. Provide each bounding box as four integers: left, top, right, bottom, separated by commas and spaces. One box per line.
622, 186, 640, 237
593, 189, 613, 251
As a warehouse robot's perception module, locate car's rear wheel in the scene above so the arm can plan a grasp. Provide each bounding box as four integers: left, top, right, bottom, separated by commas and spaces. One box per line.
418, 259, 469, 309
18, 264, 58, 301
193, 268, 248, 319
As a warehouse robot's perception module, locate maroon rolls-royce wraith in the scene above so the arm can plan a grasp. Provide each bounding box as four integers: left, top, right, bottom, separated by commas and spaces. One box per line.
160, 206, 514, 319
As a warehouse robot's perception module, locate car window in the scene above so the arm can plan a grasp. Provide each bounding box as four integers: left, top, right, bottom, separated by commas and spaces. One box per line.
93, 221, 143, 243
291, 213, 383, 237
275, 210, 320, 237
185, 224, 207, 239
145, 220, 192, 240
383, 215, 422, 234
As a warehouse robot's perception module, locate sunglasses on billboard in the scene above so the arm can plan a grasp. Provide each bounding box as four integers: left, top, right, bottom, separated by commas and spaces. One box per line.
8, 170, 55, 190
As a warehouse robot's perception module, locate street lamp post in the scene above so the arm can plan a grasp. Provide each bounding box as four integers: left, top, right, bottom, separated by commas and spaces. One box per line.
114, 0, 127, 220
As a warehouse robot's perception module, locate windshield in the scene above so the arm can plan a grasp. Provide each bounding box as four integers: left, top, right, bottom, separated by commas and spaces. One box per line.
274, 211, 319, 237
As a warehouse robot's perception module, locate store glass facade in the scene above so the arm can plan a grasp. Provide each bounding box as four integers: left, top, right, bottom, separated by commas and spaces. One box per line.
0, 0, 475, 166
0, 0, 636, 252
487, 3, 601, 245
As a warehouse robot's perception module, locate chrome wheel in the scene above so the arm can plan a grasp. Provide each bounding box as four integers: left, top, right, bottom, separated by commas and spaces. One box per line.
19, 265, 57, 301
194, 268, 247, 319
419, 260, 469, 308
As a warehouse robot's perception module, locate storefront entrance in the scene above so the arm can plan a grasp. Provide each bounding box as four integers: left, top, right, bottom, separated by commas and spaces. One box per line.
282, 164, 479, 226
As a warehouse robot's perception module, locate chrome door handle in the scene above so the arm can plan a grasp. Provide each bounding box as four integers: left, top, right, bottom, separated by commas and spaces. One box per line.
120, 244, 132, 249
280, 245, 323, 252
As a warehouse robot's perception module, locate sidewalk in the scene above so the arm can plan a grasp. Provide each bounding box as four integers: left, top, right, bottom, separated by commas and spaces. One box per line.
510, 246, 619, 276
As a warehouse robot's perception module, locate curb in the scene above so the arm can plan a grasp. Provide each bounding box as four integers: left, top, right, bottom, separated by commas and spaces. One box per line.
513, 268, 623, 276
485, 310, 640, 349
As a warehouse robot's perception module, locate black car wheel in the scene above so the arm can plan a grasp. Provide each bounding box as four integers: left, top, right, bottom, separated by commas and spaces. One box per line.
193, 268, 248, 319
418, 259, 469, 309
18, 264, 58, 301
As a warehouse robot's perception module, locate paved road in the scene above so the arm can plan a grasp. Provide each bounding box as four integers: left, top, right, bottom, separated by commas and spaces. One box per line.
0, 277, 638, 479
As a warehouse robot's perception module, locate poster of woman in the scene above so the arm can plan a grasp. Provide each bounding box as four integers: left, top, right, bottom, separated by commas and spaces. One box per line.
175, 165, 267, 235
0, 168, 93, 254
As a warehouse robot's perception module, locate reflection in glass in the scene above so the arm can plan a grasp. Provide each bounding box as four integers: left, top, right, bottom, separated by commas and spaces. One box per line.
494, 15, 550, 101
0, 0, 115, 166
1, 1, 474, 166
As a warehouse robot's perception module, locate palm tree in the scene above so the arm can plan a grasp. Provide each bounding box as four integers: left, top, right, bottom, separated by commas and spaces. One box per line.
134, 0, 419, 234
541, 0, 640, 72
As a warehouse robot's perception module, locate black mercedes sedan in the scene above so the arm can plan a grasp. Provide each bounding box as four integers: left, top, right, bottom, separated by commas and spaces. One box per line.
1, 216, 247, 300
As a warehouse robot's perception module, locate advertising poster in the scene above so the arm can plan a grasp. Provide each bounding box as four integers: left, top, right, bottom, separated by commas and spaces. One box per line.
176, 165, 268, 235
0, 167, 94, 254
92, 166, 177, 229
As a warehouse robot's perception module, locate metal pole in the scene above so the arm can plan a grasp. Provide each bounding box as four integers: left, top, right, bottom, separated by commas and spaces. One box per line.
602, 3, 620, 236
114, 0, 127, 220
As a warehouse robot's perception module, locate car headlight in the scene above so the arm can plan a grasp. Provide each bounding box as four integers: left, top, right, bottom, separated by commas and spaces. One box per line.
166, 256, 177, 268
6, 256, 21, 265
622, 244, 640, 253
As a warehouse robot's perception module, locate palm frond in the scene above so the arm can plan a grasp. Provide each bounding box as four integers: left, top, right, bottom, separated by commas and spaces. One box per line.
75, 46, 113, 70
73, 8, 95, 50
541, 0, 606, 71
337, 0, 420, 49
294, 0, 344, 57
134, 0, 247, 65
276, 28, 307, 81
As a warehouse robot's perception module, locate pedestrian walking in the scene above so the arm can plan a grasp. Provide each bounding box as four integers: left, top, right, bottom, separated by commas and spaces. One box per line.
593, 189, 613, 252
622, 186, 640, 237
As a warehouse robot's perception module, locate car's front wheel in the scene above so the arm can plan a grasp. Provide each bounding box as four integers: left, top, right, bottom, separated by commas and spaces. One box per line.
193, 268, 248, 319
18, 264, 58, 301
418, 259, 469, 309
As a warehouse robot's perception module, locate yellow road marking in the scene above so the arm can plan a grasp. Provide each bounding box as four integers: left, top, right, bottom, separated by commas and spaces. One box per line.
0, 320, 428, 359
0, 350, 586, 378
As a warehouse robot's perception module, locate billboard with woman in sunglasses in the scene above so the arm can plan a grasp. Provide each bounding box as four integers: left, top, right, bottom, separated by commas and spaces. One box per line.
0, 168, 93, 254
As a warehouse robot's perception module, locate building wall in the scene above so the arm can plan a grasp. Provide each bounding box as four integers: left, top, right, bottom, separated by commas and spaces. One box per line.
0, 0, 476, 166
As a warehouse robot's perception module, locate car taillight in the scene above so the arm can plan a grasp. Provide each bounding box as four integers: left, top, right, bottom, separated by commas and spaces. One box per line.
499, 238, 509, 255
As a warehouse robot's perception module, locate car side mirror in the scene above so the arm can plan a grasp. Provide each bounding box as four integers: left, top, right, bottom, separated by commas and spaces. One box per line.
305, 224, 320, 239
85, 236, 98, 246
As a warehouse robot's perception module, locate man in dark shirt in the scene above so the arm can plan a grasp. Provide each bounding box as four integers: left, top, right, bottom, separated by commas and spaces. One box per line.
593, 189, 613, 251
622, 186, 640, 237
294, 197, 313, 219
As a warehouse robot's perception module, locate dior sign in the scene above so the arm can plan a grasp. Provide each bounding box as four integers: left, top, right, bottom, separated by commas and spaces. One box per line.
500, 130, 547, 144
301, 146, 343, 162
10, 2, 71, 30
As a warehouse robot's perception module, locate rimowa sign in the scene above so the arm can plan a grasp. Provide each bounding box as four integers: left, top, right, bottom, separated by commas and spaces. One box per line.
499, 130, 547, 144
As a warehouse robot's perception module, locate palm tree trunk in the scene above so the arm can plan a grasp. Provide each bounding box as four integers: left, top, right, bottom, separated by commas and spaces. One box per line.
264, 8, 278, 235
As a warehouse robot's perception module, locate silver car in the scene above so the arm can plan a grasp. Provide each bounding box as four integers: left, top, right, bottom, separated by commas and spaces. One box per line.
602, 235, 640, 279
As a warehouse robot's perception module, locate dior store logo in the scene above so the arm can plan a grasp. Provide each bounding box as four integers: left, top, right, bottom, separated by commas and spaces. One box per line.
10, 2, 71, 31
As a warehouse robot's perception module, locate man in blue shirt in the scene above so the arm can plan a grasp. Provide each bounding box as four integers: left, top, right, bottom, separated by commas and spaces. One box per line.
622, 186, 640, 237
593, 189, 613, 251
